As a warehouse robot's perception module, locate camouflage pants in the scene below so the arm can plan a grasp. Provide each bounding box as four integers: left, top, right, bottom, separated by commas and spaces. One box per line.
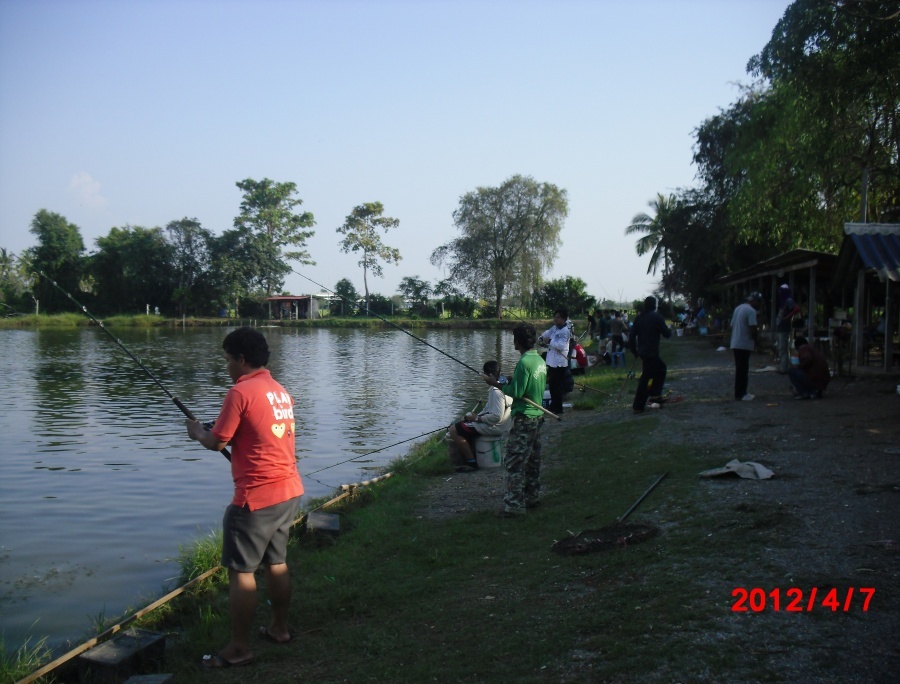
503, 415, 543, 514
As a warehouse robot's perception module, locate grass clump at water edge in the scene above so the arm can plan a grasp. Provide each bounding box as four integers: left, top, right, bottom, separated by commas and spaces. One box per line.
0, 635, 53, 683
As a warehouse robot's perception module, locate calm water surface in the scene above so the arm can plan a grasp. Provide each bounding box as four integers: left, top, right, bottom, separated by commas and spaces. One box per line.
0, 326, 521, 652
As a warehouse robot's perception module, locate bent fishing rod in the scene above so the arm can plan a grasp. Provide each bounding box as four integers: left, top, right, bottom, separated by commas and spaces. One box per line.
289, 267, 483, 376
291, 269, 559, 420
31, 268, 232, 462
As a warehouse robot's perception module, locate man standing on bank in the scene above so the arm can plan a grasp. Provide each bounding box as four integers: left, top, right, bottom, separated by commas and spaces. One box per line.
630, 296, 672, 413
539, 307, 572, 415
483, 323, 547, 517
186, 327, 303, 669
730, 292, 762, 401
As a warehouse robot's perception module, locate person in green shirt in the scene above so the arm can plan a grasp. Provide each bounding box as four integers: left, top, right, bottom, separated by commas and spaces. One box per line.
483, 323, 547, 516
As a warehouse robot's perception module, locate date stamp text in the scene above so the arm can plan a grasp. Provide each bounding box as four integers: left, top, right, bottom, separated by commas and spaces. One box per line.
731, 587, 875, 612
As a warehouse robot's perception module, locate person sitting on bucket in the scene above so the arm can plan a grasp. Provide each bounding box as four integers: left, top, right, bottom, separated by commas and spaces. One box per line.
448, 360, 513, 471
788, 336, 830, 399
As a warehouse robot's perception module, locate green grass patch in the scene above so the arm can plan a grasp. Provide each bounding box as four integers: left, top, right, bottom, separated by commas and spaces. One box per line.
0, 312, 88, 328
0, 635, 54, 683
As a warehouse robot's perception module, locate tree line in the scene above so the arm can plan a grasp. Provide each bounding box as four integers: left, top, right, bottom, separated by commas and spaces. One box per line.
625, 0, 898, 306
1, 174, 599, 319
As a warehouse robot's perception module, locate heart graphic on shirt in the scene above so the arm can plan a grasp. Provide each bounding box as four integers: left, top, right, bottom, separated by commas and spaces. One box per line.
271, 423, 286, 439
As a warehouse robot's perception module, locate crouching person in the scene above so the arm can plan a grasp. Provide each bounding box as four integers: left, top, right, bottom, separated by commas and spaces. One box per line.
448, 360, 513, 471
788, 336, 830, 399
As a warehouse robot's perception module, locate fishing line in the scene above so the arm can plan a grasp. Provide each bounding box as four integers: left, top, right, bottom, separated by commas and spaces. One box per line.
304, 424, 451, 478
30, 267, 232, 462
304, 399, 484, 482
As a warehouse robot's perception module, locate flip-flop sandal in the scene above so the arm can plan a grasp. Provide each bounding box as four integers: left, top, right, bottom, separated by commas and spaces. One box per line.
259, 626, 294, 644
200, 653, 254, 669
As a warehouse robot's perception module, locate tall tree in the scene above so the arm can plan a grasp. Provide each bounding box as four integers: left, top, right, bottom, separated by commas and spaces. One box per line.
534, 276, 595, 318
204, 227, 274, 316
90, 226, 174, 314
336, 202, 401, 312
331, 278, 359, 316
165, 217, 212, 316
233, 178, 316, 296
431, 175, 568, 318
625, 193, 680, 307
26, 210, 86, 313
398, 275, 432, 315
749, 0, 900, 223
0, 249, 32, 312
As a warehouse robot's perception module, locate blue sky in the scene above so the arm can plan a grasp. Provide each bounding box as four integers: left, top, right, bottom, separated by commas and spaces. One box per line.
0, 0, 792, 305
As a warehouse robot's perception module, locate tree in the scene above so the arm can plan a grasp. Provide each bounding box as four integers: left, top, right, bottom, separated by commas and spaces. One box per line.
398, 276, 432, 315
750, 0, 900, 223
165, 217, 212, 316
204, 227, 273, 316
233, 178, 316, 297
433, 278, 476, 318
365, 292, 394, 316
625, 193, 680, 307
336, 202, 401, 312
431, 175, 568, 318
25, 210, 85, 313
90, 226, 175, 314
331, 278, 359, 316
0, 249, 32, 313
534, 276, 595, 318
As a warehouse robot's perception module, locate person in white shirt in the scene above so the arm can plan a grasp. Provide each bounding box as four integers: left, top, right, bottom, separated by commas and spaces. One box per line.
730, 292, 762, 401
540, 307, 572, 414
448, 360, 513, 470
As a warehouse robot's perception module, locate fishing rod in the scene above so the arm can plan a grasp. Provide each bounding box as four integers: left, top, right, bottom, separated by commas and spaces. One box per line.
289, 267, 483, 376
615, 355, 639, 402
30, 267, 232, 462
288, 274, 561, 421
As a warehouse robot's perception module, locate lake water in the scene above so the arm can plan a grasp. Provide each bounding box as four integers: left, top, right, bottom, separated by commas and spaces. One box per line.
0, 325, 522, 652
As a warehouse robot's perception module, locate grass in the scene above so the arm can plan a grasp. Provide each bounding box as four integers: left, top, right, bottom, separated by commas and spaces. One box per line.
176, 529, 227, 586
0, 635, 53, 683
0, 312, 88, 328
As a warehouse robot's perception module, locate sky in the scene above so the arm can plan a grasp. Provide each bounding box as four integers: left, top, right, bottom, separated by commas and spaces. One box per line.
0, 0, 793, 306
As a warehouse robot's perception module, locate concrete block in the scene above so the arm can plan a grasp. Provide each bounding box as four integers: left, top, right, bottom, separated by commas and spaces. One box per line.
76, 628, 166, 684
306, 511, 340, 536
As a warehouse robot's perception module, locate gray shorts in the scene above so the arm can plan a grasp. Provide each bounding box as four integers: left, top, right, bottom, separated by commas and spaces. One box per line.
221, 497, 301, 573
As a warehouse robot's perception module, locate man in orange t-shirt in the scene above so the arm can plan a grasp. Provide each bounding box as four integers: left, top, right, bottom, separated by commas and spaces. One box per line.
186, 327, 303, 669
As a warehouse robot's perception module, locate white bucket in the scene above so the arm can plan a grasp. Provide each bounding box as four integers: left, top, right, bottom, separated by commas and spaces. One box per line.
676, 328, 684, 337
475, 438, 503, 469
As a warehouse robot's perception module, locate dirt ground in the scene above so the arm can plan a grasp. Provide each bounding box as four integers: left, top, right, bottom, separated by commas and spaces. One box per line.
419, 337, 899, 682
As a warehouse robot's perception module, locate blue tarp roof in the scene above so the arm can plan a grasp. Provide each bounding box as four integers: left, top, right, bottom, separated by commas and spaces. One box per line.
844, 223, 900, 283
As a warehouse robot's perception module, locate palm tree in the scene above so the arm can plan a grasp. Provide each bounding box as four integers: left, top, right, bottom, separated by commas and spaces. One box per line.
625, 193, 676, 307
0, 248, 13, 282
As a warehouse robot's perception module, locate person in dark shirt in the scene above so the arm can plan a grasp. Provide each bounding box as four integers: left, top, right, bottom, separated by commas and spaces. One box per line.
788, 336, 830, 399
629, 296, 672, 413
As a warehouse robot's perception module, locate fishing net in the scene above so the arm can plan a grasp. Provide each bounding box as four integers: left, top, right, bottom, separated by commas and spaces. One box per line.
552, 521, 659, 556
